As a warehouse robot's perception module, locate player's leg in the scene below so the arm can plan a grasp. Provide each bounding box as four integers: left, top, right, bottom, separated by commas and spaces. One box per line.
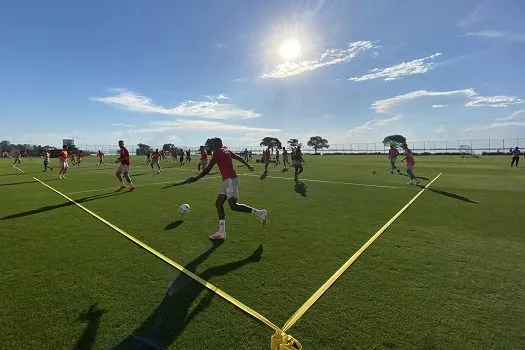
116, 166, 126, 190
209, 194, 228, 240
296, 164, 304, 176
123, 168, 135, 191
516, 157, 520, 167
225, 178, 268, 227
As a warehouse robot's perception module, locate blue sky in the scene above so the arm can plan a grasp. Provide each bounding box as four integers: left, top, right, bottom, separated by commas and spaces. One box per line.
1, 0, 524, 148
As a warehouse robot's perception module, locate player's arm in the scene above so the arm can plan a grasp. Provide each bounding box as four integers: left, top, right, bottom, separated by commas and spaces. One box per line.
231, 152, 254, 171
186, 160, 216, 183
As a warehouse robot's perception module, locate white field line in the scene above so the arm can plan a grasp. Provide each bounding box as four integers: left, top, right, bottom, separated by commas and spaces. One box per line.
66, 175, 221, 195
12, 165, 25, 174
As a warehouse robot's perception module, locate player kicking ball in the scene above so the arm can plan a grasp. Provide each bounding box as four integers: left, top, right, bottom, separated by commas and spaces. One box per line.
401, 143, 420, 185
184, 137, 268, 241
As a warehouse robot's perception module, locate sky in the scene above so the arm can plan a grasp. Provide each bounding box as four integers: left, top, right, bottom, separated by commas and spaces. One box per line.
1, 0, 524, 148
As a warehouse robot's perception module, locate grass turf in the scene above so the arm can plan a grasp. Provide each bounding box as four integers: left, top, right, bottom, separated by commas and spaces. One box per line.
1, 154, 524, 349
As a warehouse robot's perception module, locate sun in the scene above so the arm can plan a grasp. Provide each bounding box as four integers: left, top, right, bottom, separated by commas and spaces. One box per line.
278, 39, 301, 60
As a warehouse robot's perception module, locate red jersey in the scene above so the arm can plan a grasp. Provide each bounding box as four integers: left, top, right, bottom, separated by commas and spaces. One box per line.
59, 150, 68, 162
404, 149, 415, 165
152, 151, 161, 160
200, 148, 208, 161
210, 147, 237, 180
388, 148, 399, 159
119, 147, 130, 165
292, 148, 303, 162
97, 151, 104, 158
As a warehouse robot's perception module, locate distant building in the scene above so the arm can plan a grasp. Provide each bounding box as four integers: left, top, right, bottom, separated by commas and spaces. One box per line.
63, 139, 75, 147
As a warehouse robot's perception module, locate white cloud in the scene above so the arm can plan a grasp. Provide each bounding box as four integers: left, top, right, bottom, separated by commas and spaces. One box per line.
458, 0, 493, 28
464, 121, 525, 131
347, 115, 402, 134
372, 88, 523, 113
432, 105, 448, 108
494, 109, 525, 122
434, 125, 449, 139
349, 53, 442, 82
465, 31, 525, 43
110, 123, 136, 128
262, 41, 376, 79
132, 119, 281, 134
91, 89, 261, 120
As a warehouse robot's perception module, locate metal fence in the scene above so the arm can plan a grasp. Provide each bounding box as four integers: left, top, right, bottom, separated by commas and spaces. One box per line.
69, 138, 525, 156
2, 138, 524, 156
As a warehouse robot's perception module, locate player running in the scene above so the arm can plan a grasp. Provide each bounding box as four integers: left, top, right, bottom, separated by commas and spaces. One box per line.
115, 140, 136, 192
263, 147, 271, 174
292, 145, 305, 180
388, 145, 401, 174
401, 143, 420, 185
97, 150, 106, 166
282, 147, 290, 169
43, 150, 52, 172
511, 147, 520, 167
151, 148, 162, 174
12, 153, 22, 167
184, 137, 268, 241
58, 146, 69, 179
275, 148, 280, 165
198, 146, 208, 173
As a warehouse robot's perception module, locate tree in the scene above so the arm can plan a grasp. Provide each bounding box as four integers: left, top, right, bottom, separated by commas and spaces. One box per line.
138, 143, 151, 150
287, 139, 300, 148
307, 136, 329, 154
260, 137, 282, 149
163, 143, 176, 152
382, 134, 407, 148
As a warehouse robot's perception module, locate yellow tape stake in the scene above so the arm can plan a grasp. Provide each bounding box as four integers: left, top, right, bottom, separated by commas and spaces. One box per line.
32, 177, 283, 336
282, 173, 442, 333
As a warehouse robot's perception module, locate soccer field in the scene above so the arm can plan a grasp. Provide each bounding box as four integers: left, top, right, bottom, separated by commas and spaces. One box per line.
1, 155, 524, 349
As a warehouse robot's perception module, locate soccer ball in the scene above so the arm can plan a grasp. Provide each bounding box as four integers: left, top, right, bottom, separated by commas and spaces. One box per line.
179, 204, 190, 214
372, 169, 377, 174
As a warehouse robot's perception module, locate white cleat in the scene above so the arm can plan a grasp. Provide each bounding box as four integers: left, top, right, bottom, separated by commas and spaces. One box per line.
209, 232, 226, 240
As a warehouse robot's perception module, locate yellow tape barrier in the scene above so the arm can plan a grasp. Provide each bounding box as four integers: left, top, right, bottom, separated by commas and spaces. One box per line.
32, 177, 297, 348
282, 173, 442, 333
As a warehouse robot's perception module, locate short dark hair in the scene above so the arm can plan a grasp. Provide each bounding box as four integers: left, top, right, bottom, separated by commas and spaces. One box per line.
206, 137, 223, 151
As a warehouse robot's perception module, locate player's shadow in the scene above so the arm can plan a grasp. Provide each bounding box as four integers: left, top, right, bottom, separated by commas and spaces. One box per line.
401, 173, 429, 180
294, 181, 308, 197
161, 182, 186, 189
75, 303, 106, 350
0, 180, 38, 187
259, 172, 268, 180
165, 220, 183, 230
0, 191, 127, 220
112, 242, 263, 350
281, 168, 289, 173
421, 187, 479, 204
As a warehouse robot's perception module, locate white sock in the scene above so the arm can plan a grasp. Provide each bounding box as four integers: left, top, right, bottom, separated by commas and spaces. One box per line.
120, 181, 125, 186
219, 220, 226, 233
251, 209, 264, 218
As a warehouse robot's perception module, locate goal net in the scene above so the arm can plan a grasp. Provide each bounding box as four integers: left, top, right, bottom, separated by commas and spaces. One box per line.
459, 145, 480, 158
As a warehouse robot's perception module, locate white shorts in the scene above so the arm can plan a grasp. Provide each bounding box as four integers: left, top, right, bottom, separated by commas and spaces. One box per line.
117, 164, 130, 174
152, 159, 160, 166
390, 157, 397, 165
200, 159, 208, 168
405, 164, 414, 172
218, 177, 239, 199
60, 161, 68, 170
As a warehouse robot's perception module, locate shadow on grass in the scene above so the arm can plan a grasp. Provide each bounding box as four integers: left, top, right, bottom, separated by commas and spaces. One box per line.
419, 186, 479, 204
75, 303, 105, 350
165, 220, 183, 230
0, 180, 38, 187
294, 181, 308, 197
281, 168, 289, 173
161, 181, 187, 189
401, 173, 430, 181
260, 172, 268, 180
113, 242, 263, 350
0, 191, 127, 220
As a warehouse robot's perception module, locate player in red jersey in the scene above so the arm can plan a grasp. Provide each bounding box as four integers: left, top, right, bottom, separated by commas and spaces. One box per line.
151, 148, 162, 174
388, 145, 401, 174
263, 146, 271, 174
185, 137, 268, 240
116, 140, 135, 191
292, 145, 305, 180
401, 143, 420, 185
197, 146, 208, 173
97, 150, 105, 166
58, 145, 69, 179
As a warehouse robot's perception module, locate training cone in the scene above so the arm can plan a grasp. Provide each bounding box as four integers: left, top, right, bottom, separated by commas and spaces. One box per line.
271, 332, 302, 350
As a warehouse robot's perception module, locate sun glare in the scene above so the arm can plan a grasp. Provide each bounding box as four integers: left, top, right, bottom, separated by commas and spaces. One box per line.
278, 39, 301, 60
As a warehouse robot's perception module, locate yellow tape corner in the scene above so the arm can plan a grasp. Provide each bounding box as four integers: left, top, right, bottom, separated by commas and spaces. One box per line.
271, 332, 303, 350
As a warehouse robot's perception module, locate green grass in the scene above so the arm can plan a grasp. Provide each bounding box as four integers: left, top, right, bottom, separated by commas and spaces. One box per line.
1, 155, 524, 349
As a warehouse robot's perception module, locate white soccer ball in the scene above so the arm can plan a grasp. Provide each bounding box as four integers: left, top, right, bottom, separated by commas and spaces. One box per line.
179, 203, 190, 214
